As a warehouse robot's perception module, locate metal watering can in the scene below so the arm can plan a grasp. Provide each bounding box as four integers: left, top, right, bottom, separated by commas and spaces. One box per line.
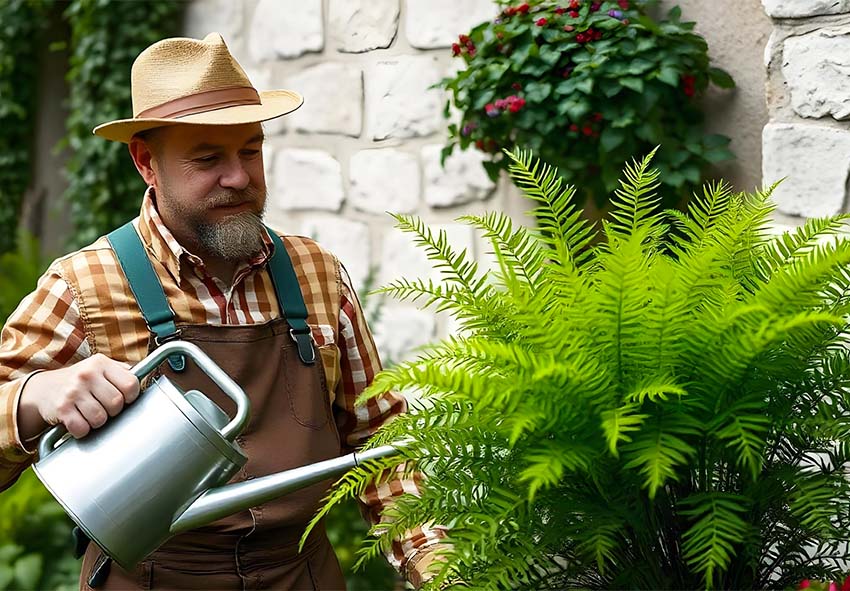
33, 340, 399, 575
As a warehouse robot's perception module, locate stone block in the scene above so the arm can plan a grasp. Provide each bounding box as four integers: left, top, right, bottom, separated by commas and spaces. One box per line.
184, 0, 243, 40
284, 63, 363, 137
783, 28, 850, 120
761, 0, 850, 18
350, 149, 420, 214
365, 55, 445, 140
372, 305, 436, 364
329, 0, 399, 53
421, 144, 496, 207
406, 0, 499, 48
272, 148, 345, 211
762, 123, 850, 217
299, 216, 371, 292
249, 0, 323, 61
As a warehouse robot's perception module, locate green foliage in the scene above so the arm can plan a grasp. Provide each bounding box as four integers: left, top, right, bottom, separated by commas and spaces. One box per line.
439, 0, 734, 208
62, 0, 183, 247
312, 147, 850, 590
0, 233, 48, 322
0, 0, 46, 254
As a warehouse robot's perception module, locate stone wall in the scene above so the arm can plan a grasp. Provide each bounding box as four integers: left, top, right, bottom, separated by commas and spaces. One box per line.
183, 0, 770, 364
185, 0, 512, 363
761, 0, 850, 225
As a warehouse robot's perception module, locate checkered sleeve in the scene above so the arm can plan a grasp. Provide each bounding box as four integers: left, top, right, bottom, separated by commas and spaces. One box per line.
0, 264, 90, 491
334, 266, 449, 587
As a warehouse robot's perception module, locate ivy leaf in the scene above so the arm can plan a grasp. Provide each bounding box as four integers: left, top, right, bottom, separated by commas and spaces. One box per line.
708, 67, 735, 89
524, 81, 552, 103
656, 66, 680, 87
620, 77, 644, 93
601, 127, 626, 152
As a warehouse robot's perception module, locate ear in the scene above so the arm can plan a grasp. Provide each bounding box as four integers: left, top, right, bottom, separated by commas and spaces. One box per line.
128, 135, 158, 187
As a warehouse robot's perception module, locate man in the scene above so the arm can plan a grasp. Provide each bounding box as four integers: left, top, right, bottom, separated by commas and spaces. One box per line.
0, 33, 445, 589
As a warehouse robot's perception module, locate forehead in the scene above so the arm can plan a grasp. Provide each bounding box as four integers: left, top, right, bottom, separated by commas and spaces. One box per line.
159, 122, 264, 151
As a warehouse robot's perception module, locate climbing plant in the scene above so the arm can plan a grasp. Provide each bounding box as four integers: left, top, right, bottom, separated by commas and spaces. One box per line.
0, 0, 46, 255
62, 0, 184, 248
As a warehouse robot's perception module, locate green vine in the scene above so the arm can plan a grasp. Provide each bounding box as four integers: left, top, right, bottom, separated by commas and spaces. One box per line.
0, 0, 46, 255
62, 0, 184, 248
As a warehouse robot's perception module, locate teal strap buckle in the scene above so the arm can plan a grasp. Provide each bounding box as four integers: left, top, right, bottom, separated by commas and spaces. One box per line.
290, 327, 316, 365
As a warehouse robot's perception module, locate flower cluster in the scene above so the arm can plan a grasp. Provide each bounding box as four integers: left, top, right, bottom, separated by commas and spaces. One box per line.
451, 34, 475, 58
485, 95, 527, 117
439, 0, 735, 205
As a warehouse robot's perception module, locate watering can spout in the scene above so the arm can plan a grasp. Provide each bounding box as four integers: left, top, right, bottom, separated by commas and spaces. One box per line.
170, 443, 404, 534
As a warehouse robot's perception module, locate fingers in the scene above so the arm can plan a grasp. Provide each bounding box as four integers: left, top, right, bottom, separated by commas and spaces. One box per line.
103, 362, 140, 405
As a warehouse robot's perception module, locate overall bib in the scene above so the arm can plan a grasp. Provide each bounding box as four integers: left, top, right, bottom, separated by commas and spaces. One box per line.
79, 223, 347, 590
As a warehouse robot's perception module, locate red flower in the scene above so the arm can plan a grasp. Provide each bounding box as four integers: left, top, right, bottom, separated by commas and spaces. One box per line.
681, 74, 696, 97
468, 47, 477, 58
504, 6, 517, 16
451, 43, 461, 56
593, 28, 603, 40
555, 7, 566, 14
459, 34, 470, 44
475, 139, 485, 150
569, 9, 580, 17
592, 112, 603, 122
798, 580, 811, 590
622, 18, 630, 24
512, 82, 522, 90
536, 17, 548, 26
570, 0, 581, 8
841, 576, 850, 591
582, 124, 594, 136
563, 24, 575, 31
518, 2, 530, 13
575, 32, 587, 42
569, 123, 579, 132
618, 0, 629, 8
590, 1, 601, 11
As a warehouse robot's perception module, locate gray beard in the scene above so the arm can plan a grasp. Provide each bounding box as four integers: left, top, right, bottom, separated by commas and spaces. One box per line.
196, 209, 267, 262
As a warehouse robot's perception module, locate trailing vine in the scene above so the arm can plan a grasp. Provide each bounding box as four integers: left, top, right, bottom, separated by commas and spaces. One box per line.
62, 0, 184, 248
0, 0, 46, 255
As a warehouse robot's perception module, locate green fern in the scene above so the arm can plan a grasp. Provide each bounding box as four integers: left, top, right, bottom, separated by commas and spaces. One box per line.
312, 147, 850, 590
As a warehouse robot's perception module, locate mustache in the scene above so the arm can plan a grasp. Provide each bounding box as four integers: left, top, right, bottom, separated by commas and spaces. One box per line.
206, 186, 266, 208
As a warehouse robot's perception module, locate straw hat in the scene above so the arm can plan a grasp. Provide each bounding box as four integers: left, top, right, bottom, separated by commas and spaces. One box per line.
93, 33, 303, 143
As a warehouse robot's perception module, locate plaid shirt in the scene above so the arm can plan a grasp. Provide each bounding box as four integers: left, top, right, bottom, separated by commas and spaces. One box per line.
0, 188, 446, 582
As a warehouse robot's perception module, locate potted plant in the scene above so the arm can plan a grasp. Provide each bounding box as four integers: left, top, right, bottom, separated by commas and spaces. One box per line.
305, 148, 850, 590
439, 0, 735, 208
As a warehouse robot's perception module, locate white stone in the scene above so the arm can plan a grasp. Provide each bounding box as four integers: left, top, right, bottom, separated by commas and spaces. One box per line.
372, 305, 437, 364
299, 216, 371, 292
406, 0, 499, 48
365, 55, 446, 140
350, 149, 420, 214
248, 0, 323, 61
329, 0, 399, 53
421, 144, 496, 207
761, 0, 850, 18
272, 148, 345, 211
762, 123, 850, 217
283, 63, 363, 136
184, 0, 244, 40
783, 29, 850, 120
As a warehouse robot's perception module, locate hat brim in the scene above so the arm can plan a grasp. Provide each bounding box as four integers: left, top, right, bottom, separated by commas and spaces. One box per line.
92, 90, 304, 143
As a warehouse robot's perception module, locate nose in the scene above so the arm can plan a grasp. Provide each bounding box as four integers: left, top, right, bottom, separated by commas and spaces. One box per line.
219, 156, 250, 191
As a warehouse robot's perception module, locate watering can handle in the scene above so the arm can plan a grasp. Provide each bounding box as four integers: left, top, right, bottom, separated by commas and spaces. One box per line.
38, 341, 251, 458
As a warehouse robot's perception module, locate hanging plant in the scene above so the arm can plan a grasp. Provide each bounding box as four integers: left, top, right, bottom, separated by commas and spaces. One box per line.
439, 0, 735, 208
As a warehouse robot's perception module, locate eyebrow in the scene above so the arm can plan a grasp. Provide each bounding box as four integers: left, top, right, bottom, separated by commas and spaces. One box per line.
188, 132, 265, 154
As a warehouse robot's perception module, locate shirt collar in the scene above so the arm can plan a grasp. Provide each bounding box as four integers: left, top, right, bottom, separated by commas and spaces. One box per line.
137, 186, 274, 285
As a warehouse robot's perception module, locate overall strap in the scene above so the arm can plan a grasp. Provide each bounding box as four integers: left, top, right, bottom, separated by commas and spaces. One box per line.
106, 222, 186, 372
265, 228, 316, 365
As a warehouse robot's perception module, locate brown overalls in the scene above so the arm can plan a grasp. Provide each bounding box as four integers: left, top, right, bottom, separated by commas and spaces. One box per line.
78, 224, 347, 590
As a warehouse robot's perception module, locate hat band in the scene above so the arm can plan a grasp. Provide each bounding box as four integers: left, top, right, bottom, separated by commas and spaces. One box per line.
136, 86, 261, 119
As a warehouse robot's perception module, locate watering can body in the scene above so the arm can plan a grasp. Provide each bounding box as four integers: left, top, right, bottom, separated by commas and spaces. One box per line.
32, 340, 402, 571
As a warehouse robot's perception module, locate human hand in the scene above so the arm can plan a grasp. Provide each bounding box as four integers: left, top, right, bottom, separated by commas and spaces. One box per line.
18, 354, 140, 441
